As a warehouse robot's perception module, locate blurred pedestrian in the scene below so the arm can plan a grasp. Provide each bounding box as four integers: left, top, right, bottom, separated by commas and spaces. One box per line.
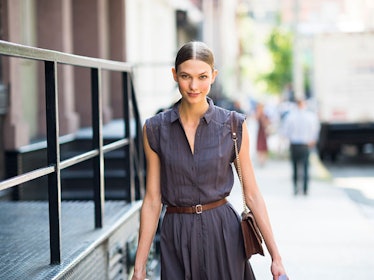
131, 41, 287, 280
281, 99, 320, 195
255, 103, 270, 166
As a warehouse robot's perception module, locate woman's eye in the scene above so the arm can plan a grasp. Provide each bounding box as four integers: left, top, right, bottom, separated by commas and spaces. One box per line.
200, 75, 208, 79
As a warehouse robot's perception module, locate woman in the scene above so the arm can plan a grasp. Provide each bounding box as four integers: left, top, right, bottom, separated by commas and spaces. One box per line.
255, 103, 270, 166
132, 41, 287, 280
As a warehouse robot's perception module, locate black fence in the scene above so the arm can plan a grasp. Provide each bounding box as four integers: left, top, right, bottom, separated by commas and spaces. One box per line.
0, 40, 145, 264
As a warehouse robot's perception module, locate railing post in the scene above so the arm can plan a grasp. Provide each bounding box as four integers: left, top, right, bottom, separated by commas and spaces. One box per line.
123, 72, 135, 202
45, 61, 61, 264
131, 81, 145, 200
91, 68, 104, 228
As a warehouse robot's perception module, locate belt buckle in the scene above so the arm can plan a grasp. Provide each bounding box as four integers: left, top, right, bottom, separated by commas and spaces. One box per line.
194, 204, 203, 214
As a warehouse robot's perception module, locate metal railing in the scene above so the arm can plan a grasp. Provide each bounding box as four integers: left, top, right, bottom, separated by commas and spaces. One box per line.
0, 40, 145, 264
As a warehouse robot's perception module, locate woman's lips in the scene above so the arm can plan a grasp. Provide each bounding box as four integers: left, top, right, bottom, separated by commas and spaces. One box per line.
188, 92, 199, 97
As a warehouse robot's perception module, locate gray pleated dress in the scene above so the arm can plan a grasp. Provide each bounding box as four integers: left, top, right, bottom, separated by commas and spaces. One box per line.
145, 97, 256, 280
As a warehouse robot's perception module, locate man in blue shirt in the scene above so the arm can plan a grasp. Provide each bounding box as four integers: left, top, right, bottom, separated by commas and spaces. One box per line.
282, 99, 320, 195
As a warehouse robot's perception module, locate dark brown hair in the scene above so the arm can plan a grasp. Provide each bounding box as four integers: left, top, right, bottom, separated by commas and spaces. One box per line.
174, 41, 215, 72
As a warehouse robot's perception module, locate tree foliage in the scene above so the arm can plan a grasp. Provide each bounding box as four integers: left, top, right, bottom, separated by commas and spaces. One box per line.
259, 28, 293, 94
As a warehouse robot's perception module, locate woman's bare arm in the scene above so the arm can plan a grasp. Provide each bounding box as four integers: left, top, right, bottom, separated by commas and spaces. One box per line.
132, 125, 162, 280
235, 122, 287, 279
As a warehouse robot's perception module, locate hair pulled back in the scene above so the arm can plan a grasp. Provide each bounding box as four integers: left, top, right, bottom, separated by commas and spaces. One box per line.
174, 41, 215, 72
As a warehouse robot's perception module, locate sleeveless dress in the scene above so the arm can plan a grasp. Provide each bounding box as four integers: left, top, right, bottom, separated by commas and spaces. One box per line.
256, 114, 268, 152
145, 97, 256, 280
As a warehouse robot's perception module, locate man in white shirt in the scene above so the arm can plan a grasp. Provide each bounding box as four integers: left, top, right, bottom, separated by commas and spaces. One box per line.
281, 99, 320, 195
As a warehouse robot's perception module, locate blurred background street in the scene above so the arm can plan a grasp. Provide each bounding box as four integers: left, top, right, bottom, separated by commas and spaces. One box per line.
1, 0, 374, 279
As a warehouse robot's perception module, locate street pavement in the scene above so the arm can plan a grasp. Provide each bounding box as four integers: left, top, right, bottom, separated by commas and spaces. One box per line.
227, 154, 374, 279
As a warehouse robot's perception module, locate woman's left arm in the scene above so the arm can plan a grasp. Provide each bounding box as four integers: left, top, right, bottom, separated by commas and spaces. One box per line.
236, 121, 288, 279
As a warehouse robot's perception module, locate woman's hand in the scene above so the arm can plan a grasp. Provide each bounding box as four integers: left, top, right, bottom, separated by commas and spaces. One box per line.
131, 269, 147, 280
271, 259, 288, 280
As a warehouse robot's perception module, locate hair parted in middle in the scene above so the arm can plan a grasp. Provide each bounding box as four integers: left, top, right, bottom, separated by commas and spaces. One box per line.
174, 41, 215, 72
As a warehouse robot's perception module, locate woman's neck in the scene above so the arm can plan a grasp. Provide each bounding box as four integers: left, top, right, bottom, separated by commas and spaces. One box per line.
179, 98, 209, 124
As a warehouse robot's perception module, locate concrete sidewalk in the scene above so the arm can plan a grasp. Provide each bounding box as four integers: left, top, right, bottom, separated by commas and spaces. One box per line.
228, 157, 374, 279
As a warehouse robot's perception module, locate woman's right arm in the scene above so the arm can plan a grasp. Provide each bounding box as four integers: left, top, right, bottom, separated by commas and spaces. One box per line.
131, 125, 162, 280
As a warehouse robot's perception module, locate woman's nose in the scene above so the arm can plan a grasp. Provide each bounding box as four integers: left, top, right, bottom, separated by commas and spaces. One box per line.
189, 78, 198, 90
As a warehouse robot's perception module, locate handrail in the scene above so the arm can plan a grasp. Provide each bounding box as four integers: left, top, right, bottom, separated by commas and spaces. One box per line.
0, 166, 55, 191
0, 40, 133, 71
0, 40, 145, 265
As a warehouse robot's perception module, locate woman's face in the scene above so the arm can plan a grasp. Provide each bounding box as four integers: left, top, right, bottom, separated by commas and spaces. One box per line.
172, 59, 217, 104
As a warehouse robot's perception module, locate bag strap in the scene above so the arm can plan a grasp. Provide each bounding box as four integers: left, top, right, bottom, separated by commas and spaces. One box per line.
230, 111, 250, 214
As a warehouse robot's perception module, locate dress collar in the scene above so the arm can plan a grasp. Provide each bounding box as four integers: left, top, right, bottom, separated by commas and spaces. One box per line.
170, 97, 215, 124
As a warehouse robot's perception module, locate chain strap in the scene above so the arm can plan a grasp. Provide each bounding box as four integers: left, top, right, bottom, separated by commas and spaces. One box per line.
231, 113, 249, 214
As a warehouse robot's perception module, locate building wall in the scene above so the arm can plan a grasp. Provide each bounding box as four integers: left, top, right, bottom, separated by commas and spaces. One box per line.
126, 0, 185, 120
0, 0, 185, 148
280, 0, 374, 33
0, 0, 241, 147
36, 0, 79, 136
2, 0, 35, 148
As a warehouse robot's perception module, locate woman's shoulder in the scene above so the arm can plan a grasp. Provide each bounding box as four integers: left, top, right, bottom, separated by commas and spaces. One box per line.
212, 104, 246, 123
146, 108, 173, 127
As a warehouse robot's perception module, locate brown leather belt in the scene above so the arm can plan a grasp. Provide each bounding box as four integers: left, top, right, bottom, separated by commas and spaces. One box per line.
166, 198, 227, 214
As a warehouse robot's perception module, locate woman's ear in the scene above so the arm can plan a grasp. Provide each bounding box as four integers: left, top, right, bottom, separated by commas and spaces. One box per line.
172, 68, 178, 82
211, 69, 218, 84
